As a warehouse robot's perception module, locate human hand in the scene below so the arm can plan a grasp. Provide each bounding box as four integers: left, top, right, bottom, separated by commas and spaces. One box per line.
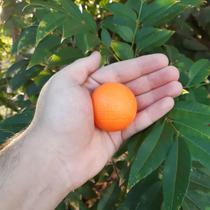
29, 51, 182, 194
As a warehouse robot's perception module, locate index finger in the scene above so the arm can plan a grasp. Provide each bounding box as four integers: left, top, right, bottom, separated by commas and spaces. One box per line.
91, 54, 169, 84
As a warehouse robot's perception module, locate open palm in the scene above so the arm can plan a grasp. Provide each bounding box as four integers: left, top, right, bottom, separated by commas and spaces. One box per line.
32, 52, 182, 190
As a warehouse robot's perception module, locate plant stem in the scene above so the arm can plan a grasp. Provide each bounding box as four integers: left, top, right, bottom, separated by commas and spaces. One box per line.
131, 0, 144, 55
165, 117, 180, 137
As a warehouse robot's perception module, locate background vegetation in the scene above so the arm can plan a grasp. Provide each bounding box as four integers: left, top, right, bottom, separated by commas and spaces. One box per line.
0, 0, 210, 209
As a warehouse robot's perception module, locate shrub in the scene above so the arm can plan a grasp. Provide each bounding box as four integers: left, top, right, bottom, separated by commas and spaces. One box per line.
0, 0, 210, 209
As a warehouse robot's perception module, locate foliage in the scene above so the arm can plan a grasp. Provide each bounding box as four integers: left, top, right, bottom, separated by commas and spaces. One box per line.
0, 0, 210, 209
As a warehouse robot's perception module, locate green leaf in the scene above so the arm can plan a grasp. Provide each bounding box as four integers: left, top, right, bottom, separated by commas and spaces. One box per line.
28, 0, 61, 11
103, 15, 135, 32
194, 6, 210, 28
128, 122, 173, 190
172, 101, 210, 119
118, 170, 160, 210
102, 22, 134, 43
187, 59, 210, 87
55, 201, 66, 210
126, 0, 141, 12
135, 181, 162, 210
173, 119, 210, 171
165, 45, 193, 85
60, 0, 82, 19
17, 26, 37, 53
62, 18, 85, 39
0, 109, 34, 142
6, 59, 29, 77
141, 0, 204, 27
174, 121, 210, 154
105, 3, 137, 24
141, 1, 179, 26
135, 27, 174, 52
97, 182, 120, 210
170, 102, 210, 137
162, 138, 191, 210
36, 11, 65, 44
82, 10, 97, 32
183, 38, 208, 51
101, 28, 111, 47
190, 167, 210, 191
9, 65, 43, 90
63, 10, 96, 39
76, 32, 99, 53
49, 47, 83, 66
184, 86, 210, 105
29, 35, 60, 67
111, 41, 133, 60
185, 190, 210, 210
0, 93, 19, 111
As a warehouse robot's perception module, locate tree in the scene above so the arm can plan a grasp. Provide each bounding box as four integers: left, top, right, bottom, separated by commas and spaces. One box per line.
0, 0, 210, 209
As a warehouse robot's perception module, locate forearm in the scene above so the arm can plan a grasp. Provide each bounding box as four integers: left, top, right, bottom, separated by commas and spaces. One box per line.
0, 126, 70, 210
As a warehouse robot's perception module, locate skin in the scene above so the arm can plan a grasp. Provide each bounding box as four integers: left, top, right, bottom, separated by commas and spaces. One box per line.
0, 52, 182, 210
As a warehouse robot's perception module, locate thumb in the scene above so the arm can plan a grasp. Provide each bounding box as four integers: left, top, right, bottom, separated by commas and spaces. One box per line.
59, 51, 101, 84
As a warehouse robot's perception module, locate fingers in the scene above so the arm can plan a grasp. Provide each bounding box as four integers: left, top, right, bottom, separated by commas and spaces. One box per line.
122, 97, 174, 139
57, 51, 101, 84
126, 66, 180, 95
91, 54, 169, 83
136, 81, 183, 110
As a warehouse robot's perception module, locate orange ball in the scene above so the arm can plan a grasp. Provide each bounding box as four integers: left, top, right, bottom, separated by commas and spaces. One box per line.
91, 82, 137, 132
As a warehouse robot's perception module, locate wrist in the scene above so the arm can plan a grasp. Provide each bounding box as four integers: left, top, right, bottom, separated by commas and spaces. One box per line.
3, 124, 72, 209
25, 123, 73, 188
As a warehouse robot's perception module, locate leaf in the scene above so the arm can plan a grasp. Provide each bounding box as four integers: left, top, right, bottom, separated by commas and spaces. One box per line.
170, 102, 210, 139
187, 59, 210, 87
111, 41, 134, 60
105, 3, 137, 24
0, 129, 14, 145
103, 15, 136, 32
0, 109, 34, 142
141, 0, 204, 27
97, 182, 120, 210
171, 101, 210, 119
103, 22, 134, 43
193, 87, 209, 105
82, 10, 97, 33
185, 190, 210, 210
101, 28, 112, 47
36, 11, 65, 44
6, 59, 29, 77
165, 45, 193, 81
173, 119, 210, 171
162, 138, 191, 210
55, 201, 66, 210
29, 35, 60, 67
60, 0, 82, 19
75, 32, 99, 53
193, 6, 210, 28
135, 181, 162, 210
9, 65, 43, 90
16, 26, 37, 53
63, 10, 97, 39
190, 167, 210, 191
0, 93, 19, 111
49, 47, 83, 66
28, 0, 61, 11
183, 38, 208, 51
128, 122, 173, 190
62, 18, 85, 39
117, 170, 160, 210
126, 0, 141, 12
135, 27, 174, 52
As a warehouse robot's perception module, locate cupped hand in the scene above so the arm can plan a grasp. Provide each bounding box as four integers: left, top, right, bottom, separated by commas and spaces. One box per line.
30, 52, 182, 190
